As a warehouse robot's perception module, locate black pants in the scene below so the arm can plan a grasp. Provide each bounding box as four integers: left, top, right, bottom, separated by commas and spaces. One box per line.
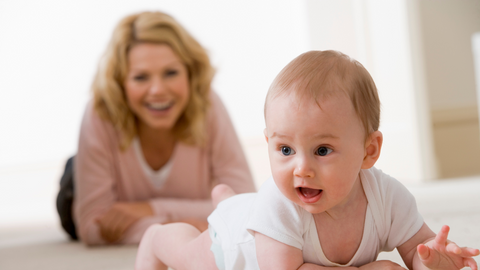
56, 156, 78, 240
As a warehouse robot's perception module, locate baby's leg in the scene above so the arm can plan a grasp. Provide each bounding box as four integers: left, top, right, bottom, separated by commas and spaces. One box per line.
211, 184, 236, 208
135, 223, 217, 270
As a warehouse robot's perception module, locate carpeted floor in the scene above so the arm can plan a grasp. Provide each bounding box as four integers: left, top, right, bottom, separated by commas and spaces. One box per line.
1, 138, 479, 269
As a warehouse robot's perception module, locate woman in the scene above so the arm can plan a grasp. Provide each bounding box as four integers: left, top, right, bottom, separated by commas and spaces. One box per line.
73, 11, 256, 245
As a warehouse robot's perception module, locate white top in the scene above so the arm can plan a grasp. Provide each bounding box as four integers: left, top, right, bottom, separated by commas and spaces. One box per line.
132, 138, 173, 189
207, 167, 424, 269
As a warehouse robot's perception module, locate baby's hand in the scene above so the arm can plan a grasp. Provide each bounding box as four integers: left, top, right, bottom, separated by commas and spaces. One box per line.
417, 225, 479, 270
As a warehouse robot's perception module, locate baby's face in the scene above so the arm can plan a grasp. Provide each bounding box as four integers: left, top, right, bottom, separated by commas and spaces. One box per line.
265, 91, 367, 214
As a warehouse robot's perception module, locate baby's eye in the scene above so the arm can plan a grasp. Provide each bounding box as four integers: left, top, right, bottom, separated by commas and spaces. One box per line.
281, 146, 295, 156
316, 147, 332, 156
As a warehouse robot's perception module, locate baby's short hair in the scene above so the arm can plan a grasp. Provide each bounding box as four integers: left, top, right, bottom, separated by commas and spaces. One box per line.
265, 50, 380, 140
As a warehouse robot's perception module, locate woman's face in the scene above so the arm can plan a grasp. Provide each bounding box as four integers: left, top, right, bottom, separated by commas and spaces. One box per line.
125, 43, 190, 132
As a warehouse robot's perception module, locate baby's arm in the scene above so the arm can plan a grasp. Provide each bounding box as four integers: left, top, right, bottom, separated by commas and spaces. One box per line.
255, 232, 305, 269
255, 232, 425, 270
397, 223, 479, 270
299, 261, 406, 270
255, 232, 396, 270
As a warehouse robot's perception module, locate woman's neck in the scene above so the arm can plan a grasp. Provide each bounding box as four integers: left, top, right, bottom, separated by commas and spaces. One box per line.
137, 123, 176, 170
138, 123, 175, 150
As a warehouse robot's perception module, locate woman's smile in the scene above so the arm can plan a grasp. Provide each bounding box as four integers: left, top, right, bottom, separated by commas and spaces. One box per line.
145, 100, 174, 111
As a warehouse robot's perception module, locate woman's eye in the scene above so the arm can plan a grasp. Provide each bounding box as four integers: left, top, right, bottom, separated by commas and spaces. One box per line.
281, 146, 295, 156
165, 70, 178, 77
316, 147, 332, 156
133, 75, 147, 81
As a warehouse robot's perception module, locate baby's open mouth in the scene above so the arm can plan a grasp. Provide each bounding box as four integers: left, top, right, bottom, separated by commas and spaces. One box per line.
299, 187, 322, 198
297, 187, 323, 203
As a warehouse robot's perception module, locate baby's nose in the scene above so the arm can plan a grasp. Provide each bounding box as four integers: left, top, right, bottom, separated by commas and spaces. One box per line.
293, 157, 315, 178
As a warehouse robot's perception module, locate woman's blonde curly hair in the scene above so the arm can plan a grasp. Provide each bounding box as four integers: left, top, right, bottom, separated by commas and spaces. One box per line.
92, 11, 214, 150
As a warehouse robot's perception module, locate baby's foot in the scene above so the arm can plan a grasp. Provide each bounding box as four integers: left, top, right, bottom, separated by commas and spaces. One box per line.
211, 184, 236, 208
135, 224, 168, 270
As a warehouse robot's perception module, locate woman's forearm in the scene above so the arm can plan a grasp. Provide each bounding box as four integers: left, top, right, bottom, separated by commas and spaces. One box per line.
149, 198, 213, 222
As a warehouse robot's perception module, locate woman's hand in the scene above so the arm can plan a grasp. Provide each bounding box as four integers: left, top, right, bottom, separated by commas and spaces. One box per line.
97, 202, 153, 243
416, 225, 479, 270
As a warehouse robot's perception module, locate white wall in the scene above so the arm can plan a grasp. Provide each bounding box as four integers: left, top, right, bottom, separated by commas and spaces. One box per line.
418, 0, 480, 178
0, 0, 309, 170
419, 0, 480, 111
6, 0, 472, 183
305, 0, 437, 182
474, 32, 480, 123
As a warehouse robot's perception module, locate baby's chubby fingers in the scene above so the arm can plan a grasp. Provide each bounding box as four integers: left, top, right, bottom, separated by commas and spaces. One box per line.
417, 244, 431, 261
446, 242, 480, 257
434, 225, 450, 245
462, 247, 480, 257
464, 257, 478, 270
445, 242, 462, 255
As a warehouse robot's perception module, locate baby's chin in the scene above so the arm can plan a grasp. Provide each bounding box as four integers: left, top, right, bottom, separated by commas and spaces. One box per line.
299, 204, 326, 215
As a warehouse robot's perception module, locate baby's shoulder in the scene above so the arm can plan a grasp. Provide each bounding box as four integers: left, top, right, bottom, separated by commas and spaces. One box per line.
361, 167, 408, 197
245, 177, 311, 250
249, 177, 311, 228
257, 177, 304, 212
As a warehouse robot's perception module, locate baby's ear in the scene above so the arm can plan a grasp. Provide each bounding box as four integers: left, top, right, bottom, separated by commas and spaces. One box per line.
361, 131, 383, 169
263, 128, 269, 143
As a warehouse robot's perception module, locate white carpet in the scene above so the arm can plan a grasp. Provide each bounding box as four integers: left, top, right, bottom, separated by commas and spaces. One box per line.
1, 139, 479, 269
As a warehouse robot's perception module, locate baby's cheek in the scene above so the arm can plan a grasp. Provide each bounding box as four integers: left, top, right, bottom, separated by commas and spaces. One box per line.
271, 161, 290, 177
275, 181, 298, 203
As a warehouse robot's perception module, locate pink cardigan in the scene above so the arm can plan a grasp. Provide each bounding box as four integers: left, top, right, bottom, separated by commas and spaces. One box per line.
73, 92, 256, 245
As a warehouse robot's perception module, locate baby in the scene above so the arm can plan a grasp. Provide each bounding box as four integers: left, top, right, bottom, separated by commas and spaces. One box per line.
135, 50, 479, 270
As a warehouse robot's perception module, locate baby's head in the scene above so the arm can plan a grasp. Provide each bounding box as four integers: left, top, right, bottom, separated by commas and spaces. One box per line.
265, 50, 380, 141
264, 50, 383, 214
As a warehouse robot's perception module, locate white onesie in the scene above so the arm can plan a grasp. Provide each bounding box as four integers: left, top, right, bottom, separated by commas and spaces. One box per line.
207, 167, 424, 269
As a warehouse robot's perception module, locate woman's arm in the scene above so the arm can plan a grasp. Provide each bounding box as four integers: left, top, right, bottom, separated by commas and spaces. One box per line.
74, 103, 124, 245
207, 91, 256, 193
149, 197, 213, 226
74, 104, 164, 245
95, 201, 154, 243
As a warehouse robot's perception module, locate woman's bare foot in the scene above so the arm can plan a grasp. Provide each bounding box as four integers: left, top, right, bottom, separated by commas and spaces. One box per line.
211, 184, 236, 208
